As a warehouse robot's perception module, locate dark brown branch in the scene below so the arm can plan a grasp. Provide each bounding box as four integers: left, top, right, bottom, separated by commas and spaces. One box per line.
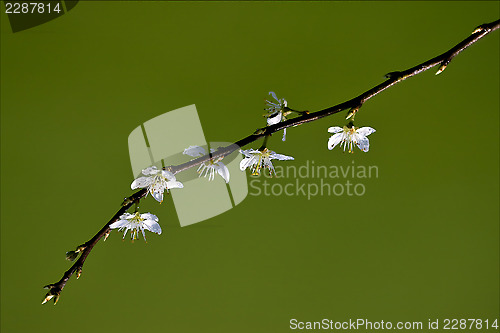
42, 189, 147, 304
43, 19, 499, 304
171, 19, 499, 174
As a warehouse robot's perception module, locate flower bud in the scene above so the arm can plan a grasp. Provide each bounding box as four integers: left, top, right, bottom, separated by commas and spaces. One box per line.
435, 64, 447, 75
41, 286, 61, 305
65, 251, 78, 261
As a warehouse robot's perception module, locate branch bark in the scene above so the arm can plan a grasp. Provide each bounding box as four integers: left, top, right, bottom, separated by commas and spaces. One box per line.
42, 19, 499, 304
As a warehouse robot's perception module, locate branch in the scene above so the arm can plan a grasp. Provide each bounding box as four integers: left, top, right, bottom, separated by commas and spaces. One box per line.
172, 19, 499, 174
42, 19, 499, 304
42, 189, 147, 304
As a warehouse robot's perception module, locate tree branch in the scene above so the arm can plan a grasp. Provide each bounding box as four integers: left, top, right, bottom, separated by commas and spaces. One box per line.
42, 19, 499, 304
42, 189, 147, 304
171, 19, 499, 174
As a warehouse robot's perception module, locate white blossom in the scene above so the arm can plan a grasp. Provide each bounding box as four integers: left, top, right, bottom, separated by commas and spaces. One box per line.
131, 166, 183, 203
109, 212, 161, 242
265, 91, 288, 141
183, 145, 230, 183
239, 148, 294, 176
327, 126, 376, 153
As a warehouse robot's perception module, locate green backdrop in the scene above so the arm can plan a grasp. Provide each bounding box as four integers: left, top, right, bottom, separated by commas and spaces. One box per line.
1, 1, 498, 332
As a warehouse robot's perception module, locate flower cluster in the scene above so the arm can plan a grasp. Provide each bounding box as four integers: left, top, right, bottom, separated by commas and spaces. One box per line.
43, 90, 380, 305
105, 94, 376, 243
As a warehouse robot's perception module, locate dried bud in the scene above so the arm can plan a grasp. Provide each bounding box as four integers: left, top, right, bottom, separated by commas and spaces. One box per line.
121, 197, 135, 206
65, 251, 78, 261
65, 246, 86, 261
384, 71, 400, 79
472, 26, 483, 34
76, 267, 83, 279
435, 64, 447, 75
346, 106, 360, 120
253, 128, 266, 135
41, 285, 61, 305
103, 230, 111, 242
41, 293, 54, 305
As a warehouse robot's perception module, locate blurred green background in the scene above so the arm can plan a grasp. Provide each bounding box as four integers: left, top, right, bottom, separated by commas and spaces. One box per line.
1, 1, 498, 332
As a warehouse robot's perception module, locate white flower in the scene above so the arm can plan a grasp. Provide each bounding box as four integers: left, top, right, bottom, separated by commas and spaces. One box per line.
109, 212, 161, 242
265, 91, 289, 141
239, 148, 294, 176
183, 145, 230, 183
327, 126, 376, 153
131, 166, 183, 203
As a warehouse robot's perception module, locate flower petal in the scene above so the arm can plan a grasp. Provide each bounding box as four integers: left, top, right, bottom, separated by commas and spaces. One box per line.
216, 162, 230, 183
356, 127, 376, 137
282, 128, 287, 142
142, 166, 159, 175
131, 176, 151, 190
161, 170, 176, 181
166, 180, 184, 189
240, 156, 255, 171
183, 145, 206, 157
328, 126, 343, 134
150, 189, 164, 203
267, 112, 282, 126
357, 136, 370, 152
142, 219, 162, 235
109, 219, 128, 230
240, 149, 254, 158
140, 213, 158, 221
328, 133, 343, 150
270, 151, 294, 161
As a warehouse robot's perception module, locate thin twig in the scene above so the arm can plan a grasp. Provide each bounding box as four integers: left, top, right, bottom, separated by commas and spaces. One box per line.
42, 19, 499, 304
